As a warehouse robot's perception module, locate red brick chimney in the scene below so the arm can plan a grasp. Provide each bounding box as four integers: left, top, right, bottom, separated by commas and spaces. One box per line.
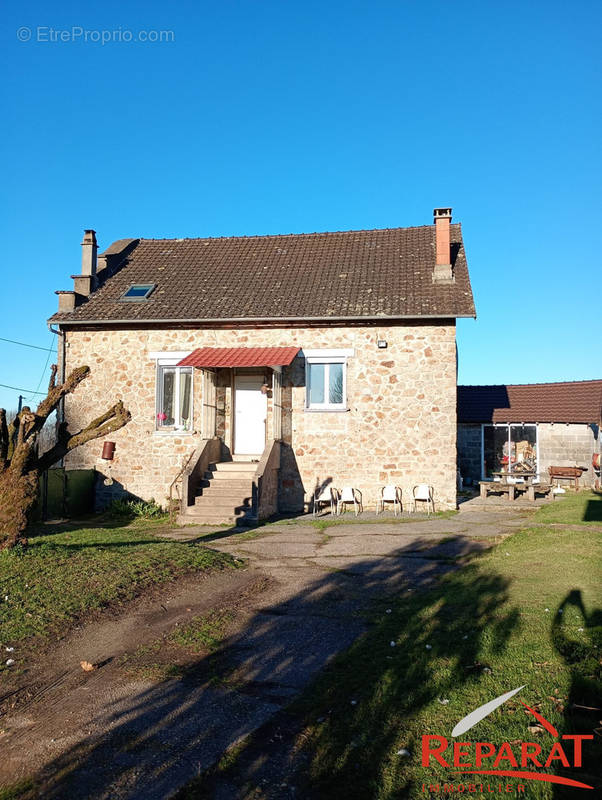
433, 207, 453, 282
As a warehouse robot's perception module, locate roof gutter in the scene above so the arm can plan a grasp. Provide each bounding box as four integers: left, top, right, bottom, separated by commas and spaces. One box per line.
50, 312, 477, 327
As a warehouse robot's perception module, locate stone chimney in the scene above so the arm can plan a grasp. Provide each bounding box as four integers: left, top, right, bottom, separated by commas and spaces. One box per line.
55, 290, 76, 312
55, 231, 140, 314
72, 229, 98, 297
81, 229, 98, 275
433, 208, 453, 282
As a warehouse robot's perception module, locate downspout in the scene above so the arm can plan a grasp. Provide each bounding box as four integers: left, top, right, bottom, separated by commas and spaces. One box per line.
48, 323, 65, 422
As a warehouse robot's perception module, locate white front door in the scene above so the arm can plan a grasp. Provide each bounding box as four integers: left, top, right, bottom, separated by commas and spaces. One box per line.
234, 375, 267, 455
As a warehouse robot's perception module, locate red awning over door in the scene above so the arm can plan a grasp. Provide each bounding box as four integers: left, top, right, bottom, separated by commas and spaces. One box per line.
177, 346, 300, 369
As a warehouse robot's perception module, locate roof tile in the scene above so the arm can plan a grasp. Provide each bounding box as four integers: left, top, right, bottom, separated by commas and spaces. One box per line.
458, 381, 602, 424
49, 224, 475, 324
177, 346, 300, 368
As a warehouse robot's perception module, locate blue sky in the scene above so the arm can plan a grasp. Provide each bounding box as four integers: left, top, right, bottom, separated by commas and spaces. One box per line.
1, 0, 600, 411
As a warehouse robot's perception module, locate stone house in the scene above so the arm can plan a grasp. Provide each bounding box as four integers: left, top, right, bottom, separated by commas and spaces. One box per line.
457, 381, 602, 488
49, 208, 476, 522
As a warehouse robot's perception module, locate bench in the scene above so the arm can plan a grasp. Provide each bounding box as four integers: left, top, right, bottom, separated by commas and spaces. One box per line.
479, 481, 553, 501
480, 481, 527, 500
526, 483, 553, 501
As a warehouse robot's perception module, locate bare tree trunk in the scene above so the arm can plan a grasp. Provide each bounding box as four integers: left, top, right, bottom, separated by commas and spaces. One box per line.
0, 365, 130, 548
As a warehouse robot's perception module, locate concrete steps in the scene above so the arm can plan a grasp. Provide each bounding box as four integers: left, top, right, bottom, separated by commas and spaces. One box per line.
197, 484, 253, 498
180, 459, 258, 525
194, 496, 252, 510
182, 512, 251, 525
209, 461, 257, 472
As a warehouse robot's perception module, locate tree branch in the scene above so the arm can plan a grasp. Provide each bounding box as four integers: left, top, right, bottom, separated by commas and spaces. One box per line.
0, 409, 8, 470
48, 363, 58, 393
1, 364, 131, 549
81, 403, 126, 433
35, 364, 89, 421
6, 413, 20, 463
37, 401, 131, 472
16, 411, 32, 448
23, 366, 91, 443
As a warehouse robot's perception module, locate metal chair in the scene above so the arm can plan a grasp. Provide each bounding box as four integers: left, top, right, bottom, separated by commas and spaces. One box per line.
312, 485, 338, 516
337, 487, 363, 516
377, 485, 402, 516
411, 484, 434, 515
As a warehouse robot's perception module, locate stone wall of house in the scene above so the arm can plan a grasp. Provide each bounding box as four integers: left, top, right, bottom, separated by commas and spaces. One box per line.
61, 322, 458, 511
537, 423, 597, 486
457, 423, 482, 486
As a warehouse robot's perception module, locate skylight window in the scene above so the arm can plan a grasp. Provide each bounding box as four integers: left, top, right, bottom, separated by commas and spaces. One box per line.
120, 283, 156, 301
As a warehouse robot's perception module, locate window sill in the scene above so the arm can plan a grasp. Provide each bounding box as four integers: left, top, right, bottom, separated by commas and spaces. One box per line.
153, 429, 196, 435
304, 407, 350, 413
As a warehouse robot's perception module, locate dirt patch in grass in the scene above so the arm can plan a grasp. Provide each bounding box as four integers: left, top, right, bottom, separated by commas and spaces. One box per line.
119, 576, 272, 683
0, 565, 277, 796
119, 608, 238, 682
0, 515, 247, 725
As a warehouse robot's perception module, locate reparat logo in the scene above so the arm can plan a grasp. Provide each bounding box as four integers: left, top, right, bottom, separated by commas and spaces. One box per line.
421, 685, 594, 791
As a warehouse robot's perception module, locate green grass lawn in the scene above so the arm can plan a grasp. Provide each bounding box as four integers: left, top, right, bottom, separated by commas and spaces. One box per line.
0, 517, 237, 658
190, 492, 602, 799
531, 489, 602, 526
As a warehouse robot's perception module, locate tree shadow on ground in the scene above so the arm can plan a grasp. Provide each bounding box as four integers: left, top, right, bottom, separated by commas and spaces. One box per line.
17, 536, 519, 800
20, 519, 175, 554
26, 537, 178, 552
582, 500, 602, 523
26, 517, 128, 536
551, 590, 602, 797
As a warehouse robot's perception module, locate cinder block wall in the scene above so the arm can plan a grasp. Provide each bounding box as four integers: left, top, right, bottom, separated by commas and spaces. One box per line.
62, 321, 458, 511
537, 423, 597, 486
457, 423, 482, 485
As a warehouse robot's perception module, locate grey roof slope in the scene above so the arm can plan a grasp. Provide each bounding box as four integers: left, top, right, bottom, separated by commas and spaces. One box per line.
50, 224, 475, 325
458, 381, 602, 424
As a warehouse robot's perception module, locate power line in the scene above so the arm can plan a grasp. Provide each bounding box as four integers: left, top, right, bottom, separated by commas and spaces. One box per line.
0, 382, 46, 395
26, 336, 55, 402
0, 336, 56, 352
0, 334, 57, 401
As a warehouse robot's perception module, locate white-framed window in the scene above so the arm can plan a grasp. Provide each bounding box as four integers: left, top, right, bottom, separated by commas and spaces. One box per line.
481, 423, 539, 479
304, 349, 352, 410
156, 360, 193, 431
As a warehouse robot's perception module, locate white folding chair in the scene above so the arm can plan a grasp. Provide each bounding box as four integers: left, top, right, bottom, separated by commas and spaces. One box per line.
377, 485, 402, 516
411, 484, 434, 515
337, 487, 363, 516
312, 485, 337, 516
